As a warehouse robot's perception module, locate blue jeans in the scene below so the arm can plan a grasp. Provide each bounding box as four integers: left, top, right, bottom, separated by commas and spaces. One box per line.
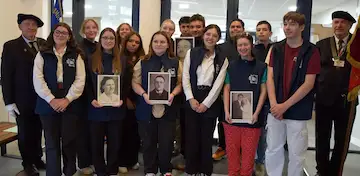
255, 125, 267, 164
255, 104, 269, 165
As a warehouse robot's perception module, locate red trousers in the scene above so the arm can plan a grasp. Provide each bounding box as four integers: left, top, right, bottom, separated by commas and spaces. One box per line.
223, 122, 261, 176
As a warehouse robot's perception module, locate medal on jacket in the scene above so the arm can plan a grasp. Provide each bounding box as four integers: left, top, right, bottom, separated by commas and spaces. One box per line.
330, 38, 345, 68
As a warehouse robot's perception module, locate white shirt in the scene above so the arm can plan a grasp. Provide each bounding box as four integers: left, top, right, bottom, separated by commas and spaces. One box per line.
33, 49, 86, 103
334, 34, 349, 51
98, 92, 120, 105
182, 49, 229, 108
196, 51, 216, 86
22, 35, 39, 51
53, 47, 66, 82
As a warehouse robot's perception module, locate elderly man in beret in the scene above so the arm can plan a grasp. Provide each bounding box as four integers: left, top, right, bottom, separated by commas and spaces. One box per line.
315, 11, 357, 176
1, 13, 46, 176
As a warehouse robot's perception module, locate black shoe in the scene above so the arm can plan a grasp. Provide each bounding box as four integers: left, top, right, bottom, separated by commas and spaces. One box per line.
24, 165, 39, 176
34, 160, 46, 170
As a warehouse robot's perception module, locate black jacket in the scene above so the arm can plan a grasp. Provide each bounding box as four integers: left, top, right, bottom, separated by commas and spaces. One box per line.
316, 36, 353, 106
253, 43, 272, 62
1, 36, 46, 115
218, 39, 238, 62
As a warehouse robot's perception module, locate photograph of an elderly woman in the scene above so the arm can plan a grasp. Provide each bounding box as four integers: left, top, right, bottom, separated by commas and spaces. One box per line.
97, 75, 120, 106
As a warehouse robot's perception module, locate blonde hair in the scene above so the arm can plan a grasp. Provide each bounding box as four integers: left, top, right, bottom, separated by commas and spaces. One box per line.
79, 19, 99, 36
161, 19, 175, 29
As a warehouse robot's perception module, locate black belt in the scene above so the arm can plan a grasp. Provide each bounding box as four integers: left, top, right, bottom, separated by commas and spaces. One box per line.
197, 85, 211, 90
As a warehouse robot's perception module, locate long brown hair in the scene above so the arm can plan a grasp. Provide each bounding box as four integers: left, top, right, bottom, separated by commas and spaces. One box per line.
116, 23, 133, 45
119, 31, 145, 63
92, 28, 121, 74
41, 22, 84, 59
142, 31, 175, 60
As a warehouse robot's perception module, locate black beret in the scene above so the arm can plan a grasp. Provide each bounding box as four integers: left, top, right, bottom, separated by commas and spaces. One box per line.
17, 13, 44, 27
332, 11, 356, 23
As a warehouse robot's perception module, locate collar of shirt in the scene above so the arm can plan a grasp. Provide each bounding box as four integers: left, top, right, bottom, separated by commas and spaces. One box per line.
255, 40, 272, 45
22, 35, 36, 45
155, 90, 164, 94
334, 34, 350, 45
204, 50, 216, 60
53, 46, 67, 58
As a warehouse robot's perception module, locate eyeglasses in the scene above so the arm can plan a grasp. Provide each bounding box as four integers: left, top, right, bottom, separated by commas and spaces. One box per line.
54, 30, 69, 36
101, 36, 115, 41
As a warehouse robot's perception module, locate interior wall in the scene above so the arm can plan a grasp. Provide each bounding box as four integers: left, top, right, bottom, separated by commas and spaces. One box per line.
139, 0, 161, 53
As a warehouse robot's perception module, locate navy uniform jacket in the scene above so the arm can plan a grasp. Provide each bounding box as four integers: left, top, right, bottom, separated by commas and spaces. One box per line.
86, 52, 126, 121
1, 36, 46, 116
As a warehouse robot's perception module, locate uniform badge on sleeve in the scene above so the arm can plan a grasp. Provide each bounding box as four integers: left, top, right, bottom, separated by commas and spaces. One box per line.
249, 74, 258, 84
66, 58, 75, 67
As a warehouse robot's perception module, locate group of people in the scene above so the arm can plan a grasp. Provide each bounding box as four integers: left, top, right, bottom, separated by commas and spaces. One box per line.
0, 8, 358, 176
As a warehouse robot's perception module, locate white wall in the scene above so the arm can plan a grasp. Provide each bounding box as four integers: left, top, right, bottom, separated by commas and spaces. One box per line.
0, 0, 50, 122
139, 0, 161, 53
312, 0, 358, 33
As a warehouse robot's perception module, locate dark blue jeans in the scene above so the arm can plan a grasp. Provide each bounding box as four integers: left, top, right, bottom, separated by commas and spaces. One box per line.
255, 104, 269, 164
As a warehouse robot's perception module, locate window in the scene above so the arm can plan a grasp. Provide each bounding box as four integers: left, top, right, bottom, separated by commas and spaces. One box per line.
238, 0, 297, 42
62, 0, 73, 28
85, 0, 133, 31
171, 0, 227, 43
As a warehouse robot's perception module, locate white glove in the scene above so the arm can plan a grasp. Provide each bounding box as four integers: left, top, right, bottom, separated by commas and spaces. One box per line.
6, 103, 20, 117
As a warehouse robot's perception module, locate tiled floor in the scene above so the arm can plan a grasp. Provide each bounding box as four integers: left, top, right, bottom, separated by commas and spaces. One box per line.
1, 118, 360, 176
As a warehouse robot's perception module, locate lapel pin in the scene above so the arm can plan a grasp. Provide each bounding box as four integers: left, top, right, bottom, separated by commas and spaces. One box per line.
24, 48, 27, 52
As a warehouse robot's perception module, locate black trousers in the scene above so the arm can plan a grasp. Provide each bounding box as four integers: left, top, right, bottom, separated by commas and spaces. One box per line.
15, 113, 43, 168
185, 109, 216, 176
315, 100, 355, 176
118, 109, 140, 167
138, 118, 175, 174
76, 116, 92, 169
216, 102, 226, 149
40, 113, 78, 176
179, 107, 186, 155
90, 120, 122, 175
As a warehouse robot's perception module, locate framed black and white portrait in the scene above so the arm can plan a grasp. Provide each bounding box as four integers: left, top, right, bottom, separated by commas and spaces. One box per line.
174, 37, 195, 59
148, 72, 170, 104
97, 75, 120, 106
230, 91, 253, 123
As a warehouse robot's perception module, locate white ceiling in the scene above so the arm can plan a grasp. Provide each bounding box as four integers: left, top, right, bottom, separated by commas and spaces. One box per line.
63, 0, 358, 32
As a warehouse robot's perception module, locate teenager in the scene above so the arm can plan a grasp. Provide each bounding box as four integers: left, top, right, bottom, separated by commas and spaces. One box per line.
182, 24, 228, 176
33, 22, 86, 176
223, 33, 267, 176
86, 28, 125, 176
132, 31, 182, 176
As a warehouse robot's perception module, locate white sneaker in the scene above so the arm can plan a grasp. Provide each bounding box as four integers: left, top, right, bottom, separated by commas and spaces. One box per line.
118, 166, 128, 173
145, 173, 156, 176
132, 162, 140, 170
79, 167, 94, 174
